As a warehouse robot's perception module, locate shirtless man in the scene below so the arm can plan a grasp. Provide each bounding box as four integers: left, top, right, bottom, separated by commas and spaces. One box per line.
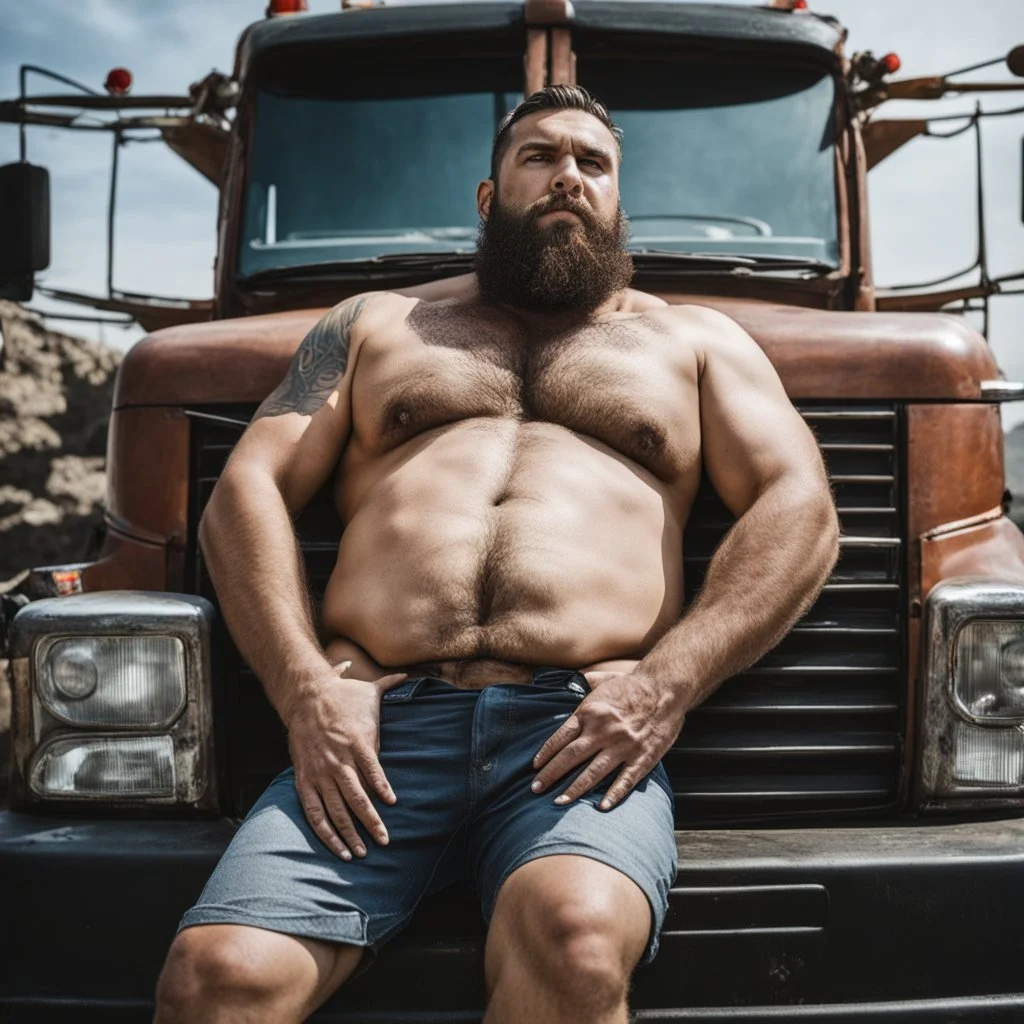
155, 86, 838, 1023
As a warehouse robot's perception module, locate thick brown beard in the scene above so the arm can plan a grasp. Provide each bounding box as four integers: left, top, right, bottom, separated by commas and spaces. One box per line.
474, 193, 634, 314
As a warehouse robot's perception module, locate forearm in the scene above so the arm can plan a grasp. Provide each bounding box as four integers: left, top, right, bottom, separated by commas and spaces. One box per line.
640, 480, 839, 712
199, 464, 330, 722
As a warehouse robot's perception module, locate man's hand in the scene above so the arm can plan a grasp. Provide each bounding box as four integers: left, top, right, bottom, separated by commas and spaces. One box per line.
284, 666, 407, 861
531, 669, 685, 810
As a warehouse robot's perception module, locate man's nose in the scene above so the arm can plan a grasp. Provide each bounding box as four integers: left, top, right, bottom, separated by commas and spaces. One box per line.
550, 158, 584, 196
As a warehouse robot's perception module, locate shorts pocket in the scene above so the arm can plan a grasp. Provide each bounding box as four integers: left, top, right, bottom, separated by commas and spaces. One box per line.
380, 677, 428, 704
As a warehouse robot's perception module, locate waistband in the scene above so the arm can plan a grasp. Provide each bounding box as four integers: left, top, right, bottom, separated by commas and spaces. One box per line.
402, 660, 587, 691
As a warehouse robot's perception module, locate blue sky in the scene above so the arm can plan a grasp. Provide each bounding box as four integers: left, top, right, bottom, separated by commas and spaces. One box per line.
2, 0, 1024, 421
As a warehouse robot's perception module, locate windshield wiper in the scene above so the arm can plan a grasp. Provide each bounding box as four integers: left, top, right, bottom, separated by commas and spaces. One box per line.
240, 251, 475, 285
628, 250, 837, 275
240, 249, 836, 287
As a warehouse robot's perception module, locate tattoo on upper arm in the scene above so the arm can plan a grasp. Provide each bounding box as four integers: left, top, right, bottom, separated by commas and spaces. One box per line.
253, 296, 367, 419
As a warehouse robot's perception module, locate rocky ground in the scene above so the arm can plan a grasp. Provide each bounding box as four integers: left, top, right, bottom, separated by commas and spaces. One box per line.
0, 302, 121, 789
0, 301, 120, 586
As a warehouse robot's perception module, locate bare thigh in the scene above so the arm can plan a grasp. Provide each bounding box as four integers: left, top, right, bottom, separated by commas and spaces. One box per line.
484, 855, 652, 983
156, 923, 364, 1021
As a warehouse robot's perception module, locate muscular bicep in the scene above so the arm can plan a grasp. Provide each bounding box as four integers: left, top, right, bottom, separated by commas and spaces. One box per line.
223, 295, 370, 512
696, 310, 827, 517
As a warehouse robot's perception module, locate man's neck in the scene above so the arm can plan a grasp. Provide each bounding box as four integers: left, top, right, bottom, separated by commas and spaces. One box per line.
494, 287, 633, 333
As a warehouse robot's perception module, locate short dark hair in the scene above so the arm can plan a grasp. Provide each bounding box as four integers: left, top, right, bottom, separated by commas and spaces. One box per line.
489, 85, 623, 181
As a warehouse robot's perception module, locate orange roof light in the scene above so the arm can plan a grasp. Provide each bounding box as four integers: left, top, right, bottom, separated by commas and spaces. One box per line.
881, 52, 902, 74
104, 67, 133, 95
266, 0, 308, 15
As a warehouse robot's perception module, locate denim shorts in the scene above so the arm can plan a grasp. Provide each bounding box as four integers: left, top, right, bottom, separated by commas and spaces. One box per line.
179, 668, 678, 973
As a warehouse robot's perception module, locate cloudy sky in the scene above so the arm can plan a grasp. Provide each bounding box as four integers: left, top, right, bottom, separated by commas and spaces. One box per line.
2, 0, 1024, 421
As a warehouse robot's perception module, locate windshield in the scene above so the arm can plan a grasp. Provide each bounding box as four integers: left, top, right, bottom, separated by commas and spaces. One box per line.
585, 59, 838, 266
239, 60, 838, 278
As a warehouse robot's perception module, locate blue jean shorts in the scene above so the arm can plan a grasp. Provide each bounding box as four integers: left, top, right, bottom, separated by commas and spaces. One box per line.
179, 668, 678, 972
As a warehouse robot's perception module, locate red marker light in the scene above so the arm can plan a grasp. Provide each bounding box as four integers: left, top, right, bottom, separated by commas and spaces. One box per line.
793, 0, 809, 9
881, 52, 902, 74
266, 0, 308, 14
104, 67, 133, 96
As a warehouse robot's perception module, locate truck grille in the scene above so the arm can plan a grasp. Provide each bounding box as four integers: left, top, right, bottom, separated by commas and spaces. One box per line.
187, 403, 905, 823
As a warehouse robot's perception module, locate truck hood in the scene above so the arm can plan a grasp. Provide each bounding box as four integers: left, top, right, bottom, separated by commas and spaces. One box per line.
113, 301, 1002, 410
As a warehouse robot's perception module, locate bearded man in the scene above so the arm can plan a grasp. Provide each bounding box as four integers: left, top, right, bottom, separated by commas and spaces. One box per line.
155, 86, 839, 1023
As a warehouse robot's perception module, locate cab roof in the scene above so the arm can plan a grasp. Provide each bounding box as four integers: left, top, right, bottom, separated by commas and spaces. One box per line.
238, 2, 844, 81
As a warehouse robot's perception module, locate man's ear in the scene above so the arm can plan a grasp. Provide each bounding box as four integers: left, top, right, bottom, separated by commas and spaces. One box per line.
477, 179, 494, 221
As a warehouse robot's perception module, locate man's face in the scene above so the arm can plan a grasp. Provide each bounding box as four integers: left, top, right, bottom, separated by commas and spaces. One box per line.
474, 108, 633, 314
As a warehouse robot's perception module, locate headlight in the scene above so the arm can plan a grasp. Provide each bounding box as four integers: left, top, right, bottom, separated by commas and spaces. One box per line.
37, 636, 187, 728
952, 621, 1024, 723
30, 735, 176, 798
8, 592, 215, 807
919, 579, 1024, 807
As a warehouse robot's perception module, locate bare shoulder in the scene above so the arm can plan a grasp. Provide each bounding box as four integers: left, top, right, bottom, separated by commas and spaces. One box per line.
650, 303, 762, 373
332, 289, 421, 348
393, 272, 480, 303
623, 286, 669, 312
254, 291, 408, 419
653, 302, 745, 337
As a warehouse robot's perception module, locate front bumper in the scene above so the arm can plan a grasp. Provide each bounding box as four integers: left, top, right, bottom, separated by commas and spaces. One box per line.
2, 811, 1023, 1021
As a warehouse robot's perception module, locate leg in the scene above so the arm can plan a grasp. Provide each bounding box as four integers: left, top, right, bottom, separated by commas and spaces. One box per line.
482, 855, 651, 1024
154, 924, 362, 1023
160, 680, 477, 1022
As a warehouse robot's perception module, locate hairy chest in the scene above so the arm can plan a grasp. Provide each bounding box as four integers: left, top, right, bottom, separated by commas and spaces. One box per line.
351, 305, 699, 481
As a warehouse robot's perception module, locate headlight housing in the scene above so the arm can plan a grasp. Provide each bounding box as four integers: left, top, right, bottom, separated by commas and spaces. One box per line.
919, 578, 1024, 808
8, 592, 215, 808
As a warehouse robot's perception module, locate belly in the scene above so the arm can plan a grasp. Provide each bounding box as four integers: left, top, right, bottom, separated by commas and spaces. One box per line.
322, 419, 686, 667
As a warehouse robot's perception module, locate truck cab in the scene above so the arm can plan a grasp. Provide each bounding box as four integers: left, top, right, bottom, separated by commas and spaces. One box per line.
4, 2, 1024, 1019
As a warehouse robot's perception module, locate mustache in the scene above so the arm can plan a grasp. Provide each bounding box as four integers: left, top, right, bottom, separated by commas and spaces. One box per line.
528, 194, 596, 228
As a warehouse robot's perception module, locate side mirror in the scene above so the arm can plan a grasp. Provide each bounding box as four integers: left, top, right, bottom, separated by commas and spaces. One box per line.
0, 162, 51, 301
1008, 45, 1024, 77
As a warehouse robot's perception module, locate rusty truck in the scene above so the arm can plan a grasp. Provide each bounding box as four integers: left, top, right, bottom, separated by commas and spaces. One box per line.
3, 0, 1024, 1019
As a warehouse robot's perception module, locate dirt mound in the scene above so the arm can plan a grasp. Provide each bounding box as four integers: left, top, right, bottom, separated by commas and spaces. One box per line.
0, 302, 121, 585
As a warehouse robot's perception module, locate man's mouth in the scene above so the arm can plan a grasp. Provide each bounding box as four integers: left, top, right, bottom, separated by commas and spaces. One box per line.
539, 209, 582, 224
532, 200, 594, 233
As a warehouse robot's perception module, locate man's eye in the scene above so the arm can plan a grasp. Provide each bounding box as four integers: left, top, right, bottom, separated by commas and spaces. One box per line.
526, 154, 549, 163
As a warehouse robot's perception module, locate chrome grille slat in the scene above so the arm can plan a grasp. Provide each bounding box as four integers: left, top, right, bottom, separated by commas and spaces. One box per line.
820, 443, 894, 452
829, 474, 894, 483
187, 401, 905, 823
802, 410, 895, 420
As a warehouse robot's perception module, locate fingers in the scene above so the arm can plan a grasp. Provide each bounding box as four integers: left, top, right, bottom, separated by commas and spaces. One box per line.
297, 753, 393, 861
338, 765, 390, 848
555, 751, 622, 805
531, 737, 595, 793
354, 746, 397, 806
533, 713, 583, 770
598, 762, 647, 811
375, 672, 409, 694
297, 781, 354, 861
320, 781, 367, 858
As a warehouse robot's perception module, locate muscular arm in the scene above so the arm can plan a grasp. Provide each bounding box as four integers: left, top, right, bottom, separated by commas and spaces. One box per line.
638, 306, 840, 708
533, 306, 839, 810
199, 295, 368, 720
203, 294, 413, 860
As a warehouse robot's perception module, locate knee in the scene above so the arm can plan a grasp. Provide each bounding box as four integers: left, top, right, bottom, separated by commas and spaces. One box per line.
506, 888, 632, 1005
155, 927, 281, 1019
